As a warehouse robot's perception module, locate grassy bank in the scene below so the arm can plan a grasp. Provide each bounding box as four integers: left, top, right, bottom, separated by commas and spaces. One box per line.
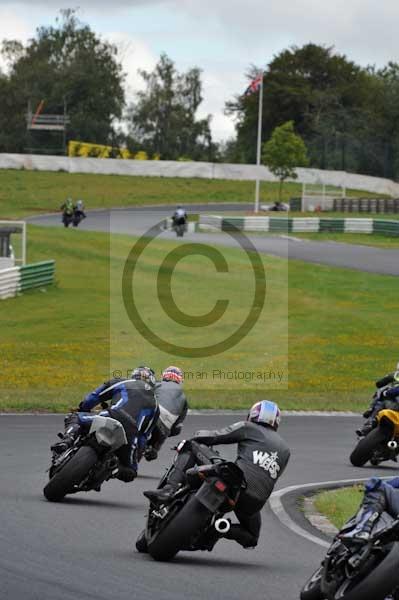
292, 232, 399, 249
313, 485, 364, 530
0, 168, 386, 219
1, 225, 398, 412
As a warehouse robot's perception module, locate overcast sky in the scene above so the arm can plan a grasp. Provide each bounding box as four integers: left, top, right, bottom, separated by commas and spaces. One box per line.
0, 0, 398, 141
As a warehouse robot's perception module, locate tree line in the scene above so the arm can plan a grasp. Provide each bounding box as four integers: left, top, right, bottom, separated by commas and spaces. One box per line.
1, 10, 399, 179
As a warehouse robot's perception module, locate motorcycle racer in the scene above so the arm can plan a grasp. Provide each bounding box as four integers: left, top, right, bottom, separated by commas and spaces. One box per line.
144, 400, 290, 549
51, 366, 159, 482
144, 366, 188, 462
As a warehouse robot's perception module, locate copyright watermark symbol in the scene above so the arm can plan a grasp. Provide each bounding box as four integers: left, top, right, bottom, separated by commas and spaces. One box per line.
121, 222, 266, 358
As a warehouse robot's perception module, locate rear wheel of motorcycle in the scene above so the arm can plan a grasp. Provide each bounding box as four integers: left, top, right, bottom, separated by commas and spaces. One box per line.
43, 446, 98, 502
300, 566, 325, 600
350, 428, 388, 467
148, 496, 212, 561
329, 542, 399, 600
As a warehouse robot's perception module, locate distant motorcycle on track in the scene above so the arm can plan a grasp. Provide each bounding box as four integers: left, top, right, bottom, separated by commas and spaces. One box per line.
62, 212, 73, 228
72, 209, 86, 227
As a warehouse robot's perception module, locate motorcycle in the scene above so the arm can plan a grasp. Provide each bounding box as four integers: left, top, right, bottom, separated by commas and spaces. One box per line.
72, 210, 86, 227
43, 414, 128, 502
172, 218, 187, 237
300, 511, 399, 600
62, 212, 73, 227
136, 439, 246, 561
350, 407, 399, 467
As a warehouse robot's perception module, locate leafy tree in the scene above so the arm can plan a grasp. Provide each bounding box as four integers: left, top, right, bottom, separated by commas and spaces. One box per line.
226, 44, 373, 168
126, 53, 216, 161
262, 121, 308, 200
0, 9, 125, 153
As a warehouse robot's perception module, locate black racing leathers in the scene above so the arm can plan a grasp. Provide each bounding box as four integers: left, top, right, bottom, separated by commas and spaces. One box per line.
192, 421, 290, 509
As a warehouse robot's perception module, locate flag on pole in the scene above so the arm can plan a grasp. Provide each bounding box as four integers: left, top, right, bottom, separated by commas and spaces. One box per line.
244, 73, 263, 96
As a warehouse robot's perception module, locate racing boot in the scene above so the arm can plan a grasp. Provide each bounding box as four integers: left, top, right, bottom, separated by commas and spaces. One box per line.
222, 524, 258, 549
340, 483, 386, 543
356, 417, 377, 437
144, 482, 180, 504
144, 448, 195, 503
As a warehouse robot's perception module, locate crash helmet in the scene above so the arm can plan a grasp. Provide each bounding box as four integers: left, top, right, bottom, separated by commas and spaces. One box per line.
131, 365, 156, 387
247, 400, 281, 430
162, 366, 184, 384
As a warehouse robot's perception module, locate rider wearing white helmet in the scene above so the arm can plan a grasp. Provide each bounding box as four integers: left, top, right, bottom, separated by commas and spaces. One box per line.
144, 399, 290, 549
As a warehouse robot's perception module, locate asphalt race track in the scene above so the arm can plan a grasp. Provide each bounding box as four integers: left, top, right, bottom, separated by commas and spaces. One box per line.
1, 413, 396, 600
29, 204, 399, 276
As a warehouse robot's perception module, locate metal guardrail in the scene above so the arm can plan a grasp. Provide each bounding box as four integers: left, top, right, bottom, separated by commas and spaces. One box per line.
0, 267, 21, 299
20, 261, 55, 291
0, 260, 55, 300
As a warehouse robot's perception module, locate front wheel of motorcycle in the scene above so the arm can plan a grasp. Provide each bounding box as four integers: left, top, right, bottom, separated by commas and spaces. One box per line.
148, 495, 212, 561
326, 543, 399, 600
43, 446, 98, 502
349, 428, 388, 467
300, 566, 325, 600
135, 529, 148, 553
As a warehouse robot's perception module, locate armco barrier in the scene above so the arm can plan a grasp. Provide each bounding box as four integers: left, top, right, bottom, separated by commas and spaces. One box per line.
0, 267, 20, 299
0, 260, 55, 300
19, 261, 55, 291
199, 216, 399, 236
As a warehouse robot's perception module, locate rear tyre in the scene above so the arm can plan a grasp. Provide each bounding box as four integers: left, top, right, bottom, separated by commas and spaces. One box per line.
300, 566, 325, 600
43, 446, 98, 502
327, 543, 399, 600
148, 496, 211, 561
350, 428, 388, 467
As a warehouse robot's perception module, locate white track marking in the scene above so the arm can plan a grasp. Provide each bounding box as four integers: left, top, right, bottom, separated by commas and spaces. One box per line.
269, 477, 375, 548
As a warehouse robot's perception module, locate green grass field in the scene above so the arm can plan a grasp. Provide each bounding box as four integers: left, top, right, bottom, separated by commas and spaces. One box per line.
0, 168, 387, 219
1, 225, 398, 412
313, 485, 364, 530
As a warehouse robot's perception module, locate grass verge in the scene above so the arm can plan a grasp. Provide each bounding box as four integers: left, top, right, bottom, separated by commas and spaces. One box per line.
291, 232, 399, 249
313, 485, 364, 530
0, 168, 386, 219
1, 225, 398, 412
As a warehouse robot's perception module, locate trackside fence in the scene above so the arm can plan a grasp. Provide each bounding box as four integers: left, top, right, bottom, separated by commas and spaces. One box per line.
0, 260, 55, 300
199, 216, 399, 236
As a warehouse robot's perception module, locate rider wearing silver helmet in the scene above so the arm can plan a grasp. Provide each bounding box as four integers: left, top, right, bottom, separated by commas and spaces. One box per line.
144, 400, 290, 549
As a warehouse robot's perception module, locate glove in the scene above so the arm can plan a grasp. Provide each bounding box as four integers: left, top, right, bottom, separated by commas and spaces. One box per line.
144, 447, 158, 462
363, 408, 373, 419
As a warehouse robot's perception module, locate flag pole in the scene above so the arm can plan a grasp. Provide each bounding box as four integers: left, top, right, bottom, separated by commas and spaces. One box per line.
254, 74, 264, 214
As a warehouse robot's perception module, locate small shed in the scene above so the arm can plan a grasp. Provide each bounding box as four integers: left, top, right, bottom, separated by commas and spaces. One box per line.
0, 221, 26, 269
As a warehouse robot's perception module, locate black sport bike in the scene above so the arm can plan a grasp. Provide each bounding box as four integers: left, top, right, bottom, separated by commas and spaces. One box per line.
136, 440, 246, 561
43, 414, 129, 502
301, 511, 399, 600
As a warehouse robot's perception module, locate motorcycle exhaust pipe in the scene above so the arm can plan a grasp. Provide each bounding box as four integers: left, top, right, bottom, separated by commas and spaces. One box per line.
388, 440, 398, 450
215, 518, 231, 534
